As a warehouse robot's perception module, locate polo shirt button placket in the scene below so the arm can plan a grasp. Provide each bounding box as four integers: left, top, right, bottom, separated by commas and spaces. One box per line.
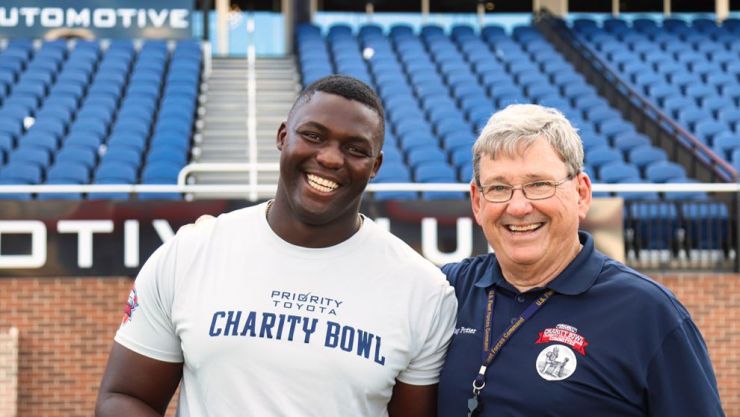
516, 294, 526, 303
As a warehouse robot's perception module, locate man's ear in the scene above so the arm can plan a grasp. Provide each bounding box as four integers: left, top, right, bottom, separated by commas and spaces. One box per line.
470, 181, 484, 226
369, 151, 383, 179
276, 121, 287, 150
576, 172, 593, 221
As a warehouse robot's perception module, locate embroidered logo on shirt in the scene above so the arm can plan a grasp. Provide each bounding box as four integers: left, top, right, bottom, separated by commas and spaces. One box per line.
535, 344, 577, 381
535, 323, 589, 355
121, 285, 139, 325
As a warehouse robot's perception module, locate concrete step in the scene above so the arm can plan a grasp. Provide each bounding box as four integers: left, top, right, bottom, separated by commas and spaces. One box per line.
202, 124, 247, 133
255, 92, 296, 102
212, 60, 248, 69
198, 136, 248, 145
207, 79, 248, 87
255, 80, 299, 89
203, 115, 247, 124
202, 103, 249, 112
202, 83, 247, 92
256, 103, 293, 112
188, 56, 297, 199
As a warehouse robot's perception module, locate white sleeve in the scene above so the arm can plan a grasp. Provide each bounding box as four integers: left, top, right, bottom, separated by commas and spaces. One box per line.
397, 281, 458, 385
114, 239, 184, 363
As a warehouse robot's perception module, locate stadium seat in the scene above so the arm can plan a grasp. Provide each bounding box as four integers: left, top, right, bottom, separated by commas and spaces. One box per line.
681, 202, 730, 251
599, 161, 641, 183
645, 161, 687, 183
628, 201, 680, 251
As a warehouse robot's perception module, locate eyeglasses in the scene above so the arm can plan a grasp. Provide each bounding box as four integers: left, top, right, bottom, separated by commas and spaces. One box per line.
478, 174, 575, 203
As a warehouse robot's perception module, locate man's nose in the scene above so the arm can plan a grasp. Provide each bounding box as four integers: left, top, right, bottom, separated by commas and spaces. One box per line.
505, 188, 533, 216
316, 144, 343, 168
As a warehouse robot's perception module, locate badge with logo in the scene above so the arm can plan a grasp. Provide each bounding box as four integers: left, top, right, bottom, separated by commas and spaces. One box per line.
121, 285, 139, 325
534, 323, 588, 381
535, 344, 577, 380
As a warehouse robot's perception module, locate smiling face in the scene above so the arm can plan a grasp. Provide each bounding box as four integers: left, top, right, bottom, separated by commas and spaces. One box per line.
275, 91, 383, 228
471, 138, 591, 280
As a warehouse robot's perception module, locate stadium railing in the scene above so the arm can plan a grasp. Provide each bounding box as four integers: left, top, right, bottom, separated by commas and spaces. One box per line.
535, 10, 739, 184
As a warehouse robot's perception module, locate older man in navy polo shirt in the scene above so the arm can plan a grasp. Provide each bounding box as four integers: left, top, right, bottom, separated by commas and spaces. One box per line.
437, 104, 725, 417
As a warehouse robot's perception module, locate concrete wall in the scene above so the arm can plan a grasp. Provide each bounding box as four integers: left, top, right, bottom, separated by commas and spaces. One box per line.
0, 274, 737, 416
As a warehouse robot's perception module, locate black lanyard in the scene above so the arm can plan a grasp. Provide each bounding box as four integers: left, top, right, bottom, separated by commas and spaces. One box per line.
467, 288, 555, 417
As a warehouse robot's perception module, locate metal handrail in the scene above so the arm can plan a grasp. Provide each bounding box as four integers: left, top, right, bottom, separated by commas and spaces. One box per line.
0, 182, 738, 195
176, 162, 280, 186
537, 12, 739, 182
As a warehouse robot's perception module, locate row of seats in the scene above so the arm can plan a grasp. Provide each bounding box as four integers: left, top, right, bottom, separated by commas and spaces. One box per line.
0, 39, 202, 199
572, 16, 740, 171
296, 22, 699, 200
626, 200, 731, 252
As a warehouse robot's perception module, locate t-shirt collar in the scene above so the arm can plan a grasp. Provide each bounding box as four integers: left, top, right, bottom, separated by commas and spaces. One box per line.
473, 231, 603, 295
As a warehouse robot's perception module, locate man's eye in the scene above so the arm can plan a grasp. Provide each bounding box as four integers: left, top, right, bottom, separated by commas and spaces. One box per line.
347, 146, 369, 156
302, 132, 320, 141
488, 185, 509, 192
528, 181, 553, 189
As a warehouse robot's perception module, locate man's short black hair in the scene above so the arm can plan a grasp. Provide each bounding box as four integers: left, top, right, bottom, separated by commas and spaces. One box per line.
290, 75, 385, 148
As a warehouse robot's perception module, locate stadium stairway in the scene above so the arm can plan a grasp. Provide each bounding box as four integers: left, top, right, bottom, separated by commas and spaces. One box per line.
190, 57, 298, 199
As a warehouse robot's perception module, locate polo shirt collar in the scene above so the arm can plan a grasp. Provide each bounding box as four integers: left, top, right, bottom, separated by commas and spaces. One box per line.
473, 231, 603, 296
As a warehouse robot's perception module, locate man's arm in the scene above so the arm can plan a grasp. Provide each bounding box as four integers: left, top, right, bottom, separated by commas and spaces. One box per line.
647, 319, 725, 417
95, 342, 183, 417
388, 381, 437, 417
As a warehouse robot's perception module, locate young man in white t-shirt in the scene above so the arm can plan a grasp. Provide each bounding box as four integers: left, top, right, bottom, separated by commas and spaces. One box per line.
95, 75, 457, 417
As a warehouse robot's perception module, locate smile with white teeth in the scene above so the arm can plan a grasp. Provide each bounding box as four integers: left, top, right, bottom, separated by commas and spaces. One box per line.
507, 223, 543, 232
306, 173, 339, 193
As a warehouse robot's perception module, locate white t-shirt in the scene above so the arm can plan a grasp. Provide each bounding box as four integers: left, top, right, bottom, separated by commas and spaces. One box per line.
115, 202, 457, 417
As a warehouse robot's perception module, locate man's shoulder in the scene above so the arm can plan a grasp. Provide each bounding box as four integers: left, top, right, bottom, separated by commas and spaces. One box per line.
441, 253, 494, 287
171, 205, 259, 249
363, 219, 448, 283
598, 257, 690, 320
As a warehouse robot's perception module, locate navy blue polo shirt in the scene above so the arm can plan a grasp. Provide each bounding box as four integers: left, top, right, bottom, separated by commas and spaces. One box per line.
438, 232, 724, 417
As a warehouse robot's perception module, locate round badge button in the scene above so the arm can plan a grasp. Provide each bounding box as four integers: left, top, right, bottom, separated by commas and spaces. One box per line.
535, 344, 577, 381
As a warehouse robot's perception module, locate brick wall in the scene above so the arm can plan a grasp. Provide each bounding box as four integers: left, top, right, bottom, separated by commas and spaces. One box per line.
0, 275, 737, 417
653, 273, 740, 416
0, 327, 18, 417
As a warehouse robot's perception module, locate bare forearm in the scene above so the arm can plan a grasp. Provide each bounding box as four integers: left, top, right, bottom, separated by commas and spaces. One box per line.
95, 392, 167, 417
388, 381, 437, 417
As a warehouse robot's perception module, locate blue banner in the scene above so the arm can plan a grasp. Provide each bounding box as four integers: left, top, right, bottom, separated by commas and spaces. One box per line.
0, 0, 193, 39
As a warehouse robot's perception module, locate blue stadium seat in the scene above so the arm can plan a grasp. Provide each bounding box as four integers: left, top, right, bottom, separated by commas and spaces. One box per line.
55, 146, 97, 170
661, 177, 708, 201
627, 145, 668, 172
606, 126, 647, 150
371, 160, 416, 200
46, 161, 90, 183
599, 161, 641, 183
711, 132, 740, 160
586, 146, 623, 170
7, 147, 51, 169
407, 147, 446, 168
100, 148, 141, 169
615, 178, 660, 201
645, 161, 687, 182
94, 162, 137, 183
415, 162, 465, 200
628, 202, 680, 250
138, 162, 182, 200
692, 119, 728, 145
681, 202, 730, 251
0, 162, 42, 184
146, 146, 188, 166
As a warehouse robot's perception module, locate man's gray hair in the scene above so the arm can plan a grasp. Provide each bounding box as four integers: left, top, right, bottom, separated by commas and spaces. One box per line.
472, 104, 584, 185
